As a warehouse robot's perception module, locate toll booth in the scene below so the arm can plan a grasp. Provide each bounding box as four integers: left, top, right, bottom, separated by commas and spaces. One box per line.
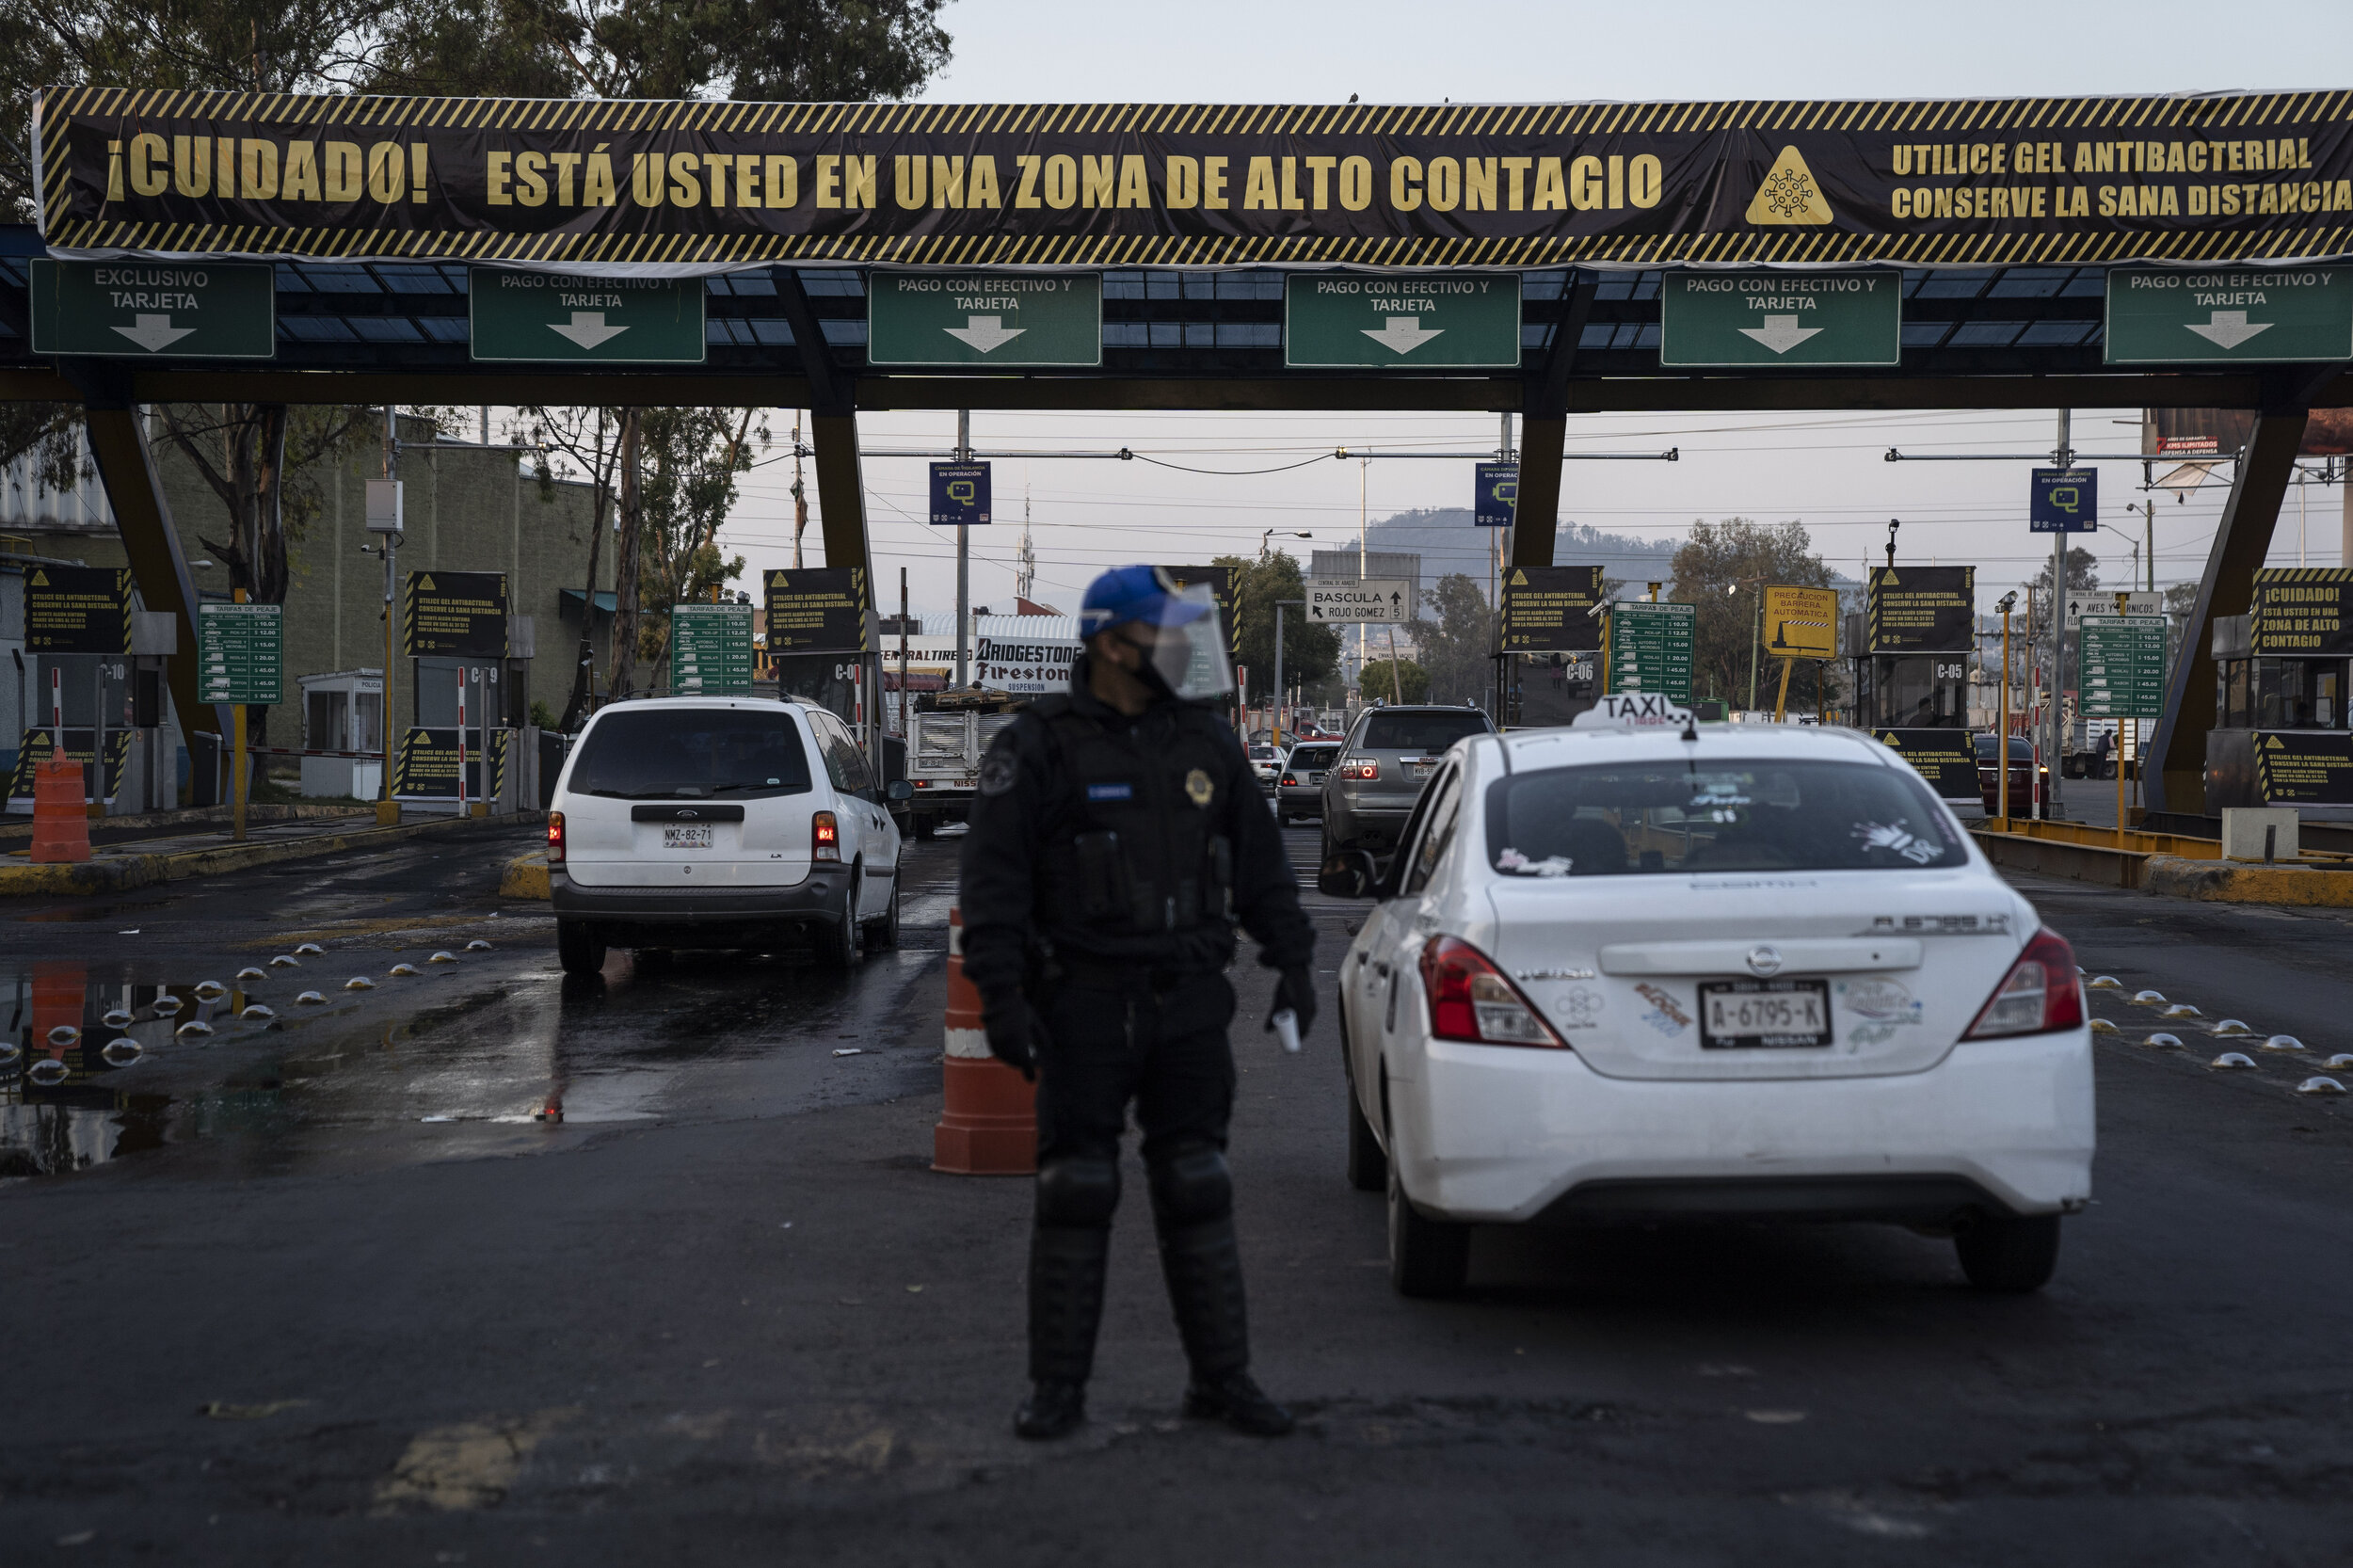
2205, 569, 2353, 818
296, 669, 385, 800
393, 573, 531, 814
1852, 567, 1982, 820
3, 570, 181, 815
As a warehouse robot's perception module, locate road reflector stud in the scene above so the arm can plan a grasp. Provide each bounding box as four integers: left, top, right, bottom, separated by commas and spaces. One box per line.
295, 943, 326, 956
235, 967, 266, 982
2325, 1053, 2353, 1070
428, 951, 459, 965
294, 991, 325, 1006
2297, 1076, 2348, 1096
28, 753, 92, 864
2209, 1019, 2253, 1037
2131, 990, 2167, 1006
193, 981, 226, 1000
2087, 975, 2122, 991
933, 905, 1037, 1176
102, 1009, 133, 1029
2160, 1003, 2203, 1020
28, 1059, 69, 1085
2209, 1051, 2258, 1071
152, 996, 183, 1016
2089, 1018, 2119, 1035
240, 1005, 275, 1020
389, 964, 420, 977
2260, 1034, 2307, 1052
345, 978, 375, 991
46, 1024, 79, 1048
176, 1020, 214, 1037
269, 954, 300, 968
100, 1038, 141, 1067
466, 939, 492, 952
2144, 1032, 2185, 1050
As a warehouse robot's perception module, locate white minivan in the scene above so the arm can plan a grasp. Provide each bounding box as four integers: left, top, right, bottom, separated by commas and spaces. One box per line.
547, 697, 909, 975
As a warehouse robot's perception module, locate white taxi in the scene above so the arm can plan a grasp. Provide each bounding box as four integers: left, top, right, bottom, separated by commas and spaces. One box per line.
1321, 699, 2093, 1299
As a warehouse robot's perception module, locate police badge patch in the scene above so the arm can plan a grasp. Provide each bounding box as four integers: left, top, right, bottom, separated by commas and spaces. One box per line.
1184, 768, 1213, 808
978, 751, 1017, 796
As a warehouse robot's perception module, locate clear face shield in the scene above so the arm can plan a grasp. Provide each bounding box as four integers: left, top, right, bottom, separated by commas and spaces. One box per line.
1116, 581, 1234, 702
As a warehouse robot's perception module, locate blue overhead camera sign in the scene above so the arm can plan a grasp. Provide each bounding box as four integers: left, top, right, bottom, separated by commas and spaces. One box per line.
929, 462, 991, 526
2029, 467, 2097, 533
1475, 461, 1519, 528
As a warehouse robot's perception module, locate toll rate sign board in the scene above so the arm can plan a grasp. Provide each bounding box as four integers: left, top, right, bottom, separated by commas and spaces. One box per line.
668, 602, 755, 695
2105, 266, 2353, 365
868, 272, 1102, 365
1606, 601, 1695, 701
1658, 271, 1900, 367
23, 566, 132, 653
199, 602, 283, 705
469, 270, 706, 361
1866, 566, 1975, 653
29, 260, 275, 358
2077, 615, 2167, 719
763, 568, 871, 653
1306, 580, 1411, 622
1500, 566, 1605, 652
404, 571, 510, 657
1285, 273, 1520, 368
1762, 584, 1839, 658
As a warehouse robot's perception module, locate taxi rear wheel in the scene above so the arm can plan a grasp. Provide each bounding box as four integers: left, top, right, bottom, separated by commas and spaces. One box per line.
1954, 1212, 2061, 1292
1387, 1148, 1469, 1298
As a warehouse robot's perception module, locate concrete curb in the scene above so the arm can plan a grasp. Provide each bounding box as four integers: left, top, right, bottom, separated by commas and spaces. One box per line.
0, 809, 542, 897
1972, 828, 2151, 888
2141, 855, 2353, 906
502, 850, 552, 901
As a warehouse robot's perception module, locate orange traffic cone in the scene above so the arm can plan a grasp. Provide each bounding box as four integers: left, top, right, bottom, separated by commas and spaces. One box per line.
933, 905, 1037, 1175
29, 751, 91, 864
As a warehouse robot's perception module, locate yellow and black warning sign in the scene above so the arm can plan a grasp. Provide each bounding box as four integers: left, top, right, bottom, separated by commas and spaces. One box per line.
2250, 567, 2353, 656
1763, 584, 1839, 658
2255, 730, 2353, 804
1867, 567, 1974, 655
762, 568, 870, 653
24, 566, 131, 654
391, 726, 509, 800
1156, 565, 1243, 657
1872, 728, 1979, 798
8, 729, 134, 802
402, 570, 508, 658
1502, 566, 1607, 652
36, 88, 2353, 269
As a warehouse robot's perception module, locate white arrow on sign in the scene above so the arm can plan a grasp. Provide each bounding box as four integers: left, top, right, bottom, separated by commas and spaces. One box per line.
2185, 309, 2273, 351
945, 315, 1026, 354
111, 313, 196, 353
549, 312, 631, 350
1736, 313, 1824, 356
1360, 318, 1446, 356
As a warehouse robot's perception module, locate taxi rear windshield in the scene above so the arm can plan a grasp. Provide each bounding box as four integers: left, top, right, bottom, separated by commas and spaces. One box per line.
568, 709, 813, 800
1483, 760, 1968, 876
1359, 711, 1490, 754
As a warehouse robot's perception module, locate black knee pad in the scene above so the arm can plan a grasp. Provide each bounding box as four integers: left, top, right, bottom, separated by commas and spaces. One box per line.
1147, 1143, 1232, 1227
1035, 1156, 1121, 1227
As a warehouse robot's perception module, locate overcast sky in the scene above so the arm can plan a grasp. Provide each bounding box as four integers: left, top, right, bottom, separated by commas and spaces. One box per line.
712, 0, 2353, 619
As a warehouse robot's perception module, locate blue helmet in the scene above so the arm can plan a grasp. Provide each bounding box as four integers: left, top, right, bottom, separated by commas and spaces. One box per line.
1079, 564, 1212, 636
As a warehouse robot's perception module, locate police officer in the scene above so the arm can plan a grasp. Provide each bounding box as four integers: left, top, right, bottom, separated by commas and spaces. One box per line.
959, 565, 1317, 1441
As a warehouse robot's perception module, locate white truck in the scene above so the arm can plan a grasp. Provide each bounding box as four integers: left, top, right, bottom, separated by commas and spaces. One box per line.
905, 692, 1025, 840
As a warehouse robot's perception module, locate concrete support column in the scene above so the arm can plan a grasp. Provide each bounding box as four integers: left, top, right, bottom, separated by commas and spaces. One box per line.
81, 402, 222, 737
808, 413, 869, 575
1510, 274, 1596, 572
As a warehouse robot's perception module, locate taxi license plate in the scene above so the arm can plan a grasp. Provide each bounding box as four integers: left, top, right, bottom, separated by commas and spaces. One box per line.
663, 825, 713, 850
1698, 979, 1831, 1049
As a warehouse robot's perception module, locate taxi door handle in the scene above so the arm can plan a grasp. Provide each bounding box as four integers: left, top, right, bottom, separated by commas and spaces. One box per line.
1374, 961, 1391, 979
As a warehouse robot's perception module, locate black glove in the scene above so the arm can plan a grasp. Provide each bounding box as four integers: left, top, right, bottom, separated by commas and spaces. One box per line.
981, 995, 1048, 1081
1269, 966, 1318, 1041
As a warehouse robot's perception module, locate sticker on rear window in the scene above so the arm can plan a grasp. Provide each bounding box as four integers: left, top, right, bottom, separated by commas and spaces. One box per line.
1087, 783, 1134, 802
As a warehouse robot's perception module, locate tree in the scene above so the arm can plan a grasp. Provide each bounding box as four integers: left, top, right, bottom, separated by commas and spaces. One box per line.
1668, 519, 1835, 709
519, 405, 627, 728
1359, 658, 1430, 704
1410, 573, 1497, 706
2025, 547, 2101, 598
157, 403, 373, 605
1219, 552, 1339, 697
632, 406, 765, 673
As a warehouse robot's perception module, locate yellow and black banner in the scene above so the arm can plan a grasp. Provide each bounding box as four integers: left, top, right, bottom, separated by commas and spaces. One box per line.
391, 726, 509, 800
1502, 566, 1607, 652
36, 88, 2353, 268
402, 570, 508, 658
1872, 728, 1980, 799
8, 729, 133, 802
1867, 567, 1975, 655
24, 566, 131, 654
2255, 730, 2353, 804
1158, 566, 1242, 657
762, 568, 870, 653
2250, 567, 2353, 656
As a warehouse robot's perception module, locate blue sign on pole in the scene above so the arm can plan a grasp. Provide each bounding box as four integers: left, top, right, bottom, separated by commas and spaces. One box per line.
929, 462, 991, 525
1475, 461, 1519, 528
2029, 467, 2097, 533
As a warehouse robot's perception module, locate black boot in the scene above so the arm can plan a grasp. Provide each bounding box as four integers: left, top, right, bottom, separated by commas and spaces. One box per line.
1018, 1223, 1109, 1440
1159, 1215, 1293, 1436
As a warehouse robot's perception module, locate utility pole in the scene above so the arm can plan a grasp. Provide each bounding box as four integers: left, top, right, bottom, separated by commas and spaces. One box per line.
790, 410, 808, 569
955, 409, 971, 687
379, 404, 399, 824
2049, 409, 2071, 820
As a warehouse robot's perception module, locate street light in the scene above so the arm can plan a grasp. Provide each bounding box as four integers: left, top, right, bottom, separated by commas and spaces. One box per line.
1259, 528, 1312, 559
1995, 591, 2018, 826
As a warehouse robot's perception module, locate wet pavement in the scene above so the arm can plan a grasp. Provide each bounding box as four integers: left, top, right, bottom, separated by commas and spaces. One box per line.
2, 818, 2351, 1562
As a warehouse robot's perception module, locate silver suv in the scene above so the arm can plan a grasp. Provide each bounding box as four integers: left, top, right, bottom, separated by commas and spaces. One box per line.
1320, 705, 1495, 858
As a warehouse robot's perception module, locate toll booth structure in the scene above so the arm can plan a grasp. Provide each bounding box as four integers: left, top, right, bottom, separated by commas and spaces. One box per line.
2203, 568, 2353, 819
3, 555, 184, 815
6, 84, 2353, 824
1853, 567, 1983, 821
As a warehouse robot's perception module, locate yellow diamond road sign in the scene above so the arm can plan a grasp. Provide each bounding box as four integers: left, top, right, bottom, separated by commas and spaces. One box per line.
1746, 146, 1832, 226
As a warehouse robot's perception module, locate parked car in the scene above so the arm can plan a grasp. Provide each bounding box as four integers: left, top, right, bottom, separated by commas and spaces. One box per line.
1277, 742, 1342, 824
1321, 719, 2091, 1299
547, 697, 910, 975
1975, 733, 2045, 816
1321, 705, 1497, 859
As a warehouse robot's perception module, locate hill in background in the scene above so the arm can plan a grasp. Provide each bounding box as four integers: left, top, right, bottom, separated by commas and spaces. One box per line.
1358, 509, 1678, 602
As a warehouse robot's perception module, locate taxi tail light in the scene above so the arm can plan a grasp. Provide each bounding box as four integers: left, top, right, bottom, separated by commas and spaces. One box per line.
812, 811, 840, 862
1419, 936, 1567, 1049
1964, 928, 2083, 1039
546, 811, 565, 866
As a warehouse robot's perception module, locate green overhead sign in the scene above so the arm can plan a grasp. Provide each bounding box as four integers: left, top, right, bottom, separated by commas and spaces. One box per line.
199, 602, 283, 706
469, 269, 706, 361
1659, 270, 1900, 367
1284, 273, 1520, 368
2105, 266, 2353, 364
29, 259, 275, 358
867, 272, 1102, 365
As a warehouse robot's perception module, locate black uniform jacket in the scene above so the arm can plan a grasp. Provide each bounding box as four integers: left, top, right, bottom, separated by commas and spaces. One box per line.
957, 656, 1316, 1009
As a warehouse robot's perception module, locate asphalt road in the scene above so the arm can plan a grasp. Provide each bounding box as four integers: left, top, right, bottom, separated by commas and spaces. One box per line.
3, 820, 2351, 1563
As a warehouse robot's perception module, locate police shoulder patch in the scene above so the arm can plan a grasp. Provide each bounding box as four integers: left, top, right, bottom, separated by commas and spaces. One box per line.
978, 750, 1018, 796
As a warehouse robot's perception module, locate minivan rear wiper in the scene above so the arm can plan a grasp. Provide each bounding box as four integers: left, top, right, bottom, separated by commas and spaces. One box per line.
581, 787, 710, 800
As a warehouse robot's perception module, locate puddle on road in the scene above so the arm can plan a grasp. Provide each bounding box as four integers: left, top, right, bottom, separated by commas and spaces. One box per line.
1, 944, 935, 1182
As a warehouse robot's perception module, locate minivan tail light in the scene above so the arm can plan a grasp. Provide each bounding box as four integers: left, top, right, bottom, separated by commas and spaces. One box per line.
812, 810, 840, 862
1964, 928, 2084, 1039
1419, 936, 1567, 1049
547, 810, 565, 866
1338, 760, 1379, 780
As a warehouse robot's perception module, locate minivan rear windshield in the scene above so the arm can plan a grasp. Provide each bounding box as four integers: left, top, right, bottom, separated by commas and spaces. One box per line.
1359, 711, 1491, 754
1290, 746, 1340, 767
1483, 759, 1968, 876
568, 709, 813, 800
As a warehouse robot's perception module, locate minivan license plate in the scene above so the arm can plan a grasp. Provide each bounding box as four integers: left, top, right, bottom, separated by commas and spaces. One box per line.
663, 825, 713, 850
1698, 979, 1831, 1048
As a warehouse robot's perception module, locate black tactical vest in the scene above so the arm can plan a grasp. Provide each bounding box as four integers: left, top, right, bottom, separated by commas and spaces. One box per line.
1031, 696, 1235, 938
